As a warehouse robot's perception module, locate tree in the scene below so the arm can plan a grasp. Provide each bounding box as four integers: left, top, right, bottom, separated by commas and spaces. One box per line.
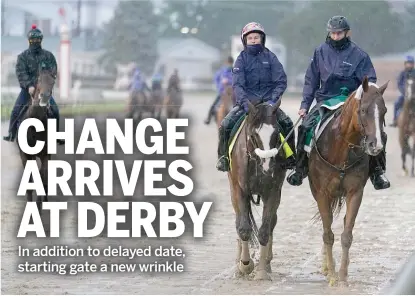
401, 2, 415, 51
100, 0, 159, 75
158, 0, 295, 49
158, 0, 206, 39
279, 0, 405, 75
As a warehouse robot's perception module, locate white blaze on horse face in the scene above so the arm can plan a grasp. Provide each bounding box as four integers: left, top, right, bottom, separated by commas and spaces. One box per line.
374, 104, 384, 151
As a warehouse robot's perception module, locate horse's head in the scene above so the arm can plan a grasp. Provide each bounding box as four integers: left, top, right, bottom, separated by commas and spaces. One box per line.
405, 71, 415, 105
33, 66, 56, 107
352, 76, 388, 156
246, 100, 280, 132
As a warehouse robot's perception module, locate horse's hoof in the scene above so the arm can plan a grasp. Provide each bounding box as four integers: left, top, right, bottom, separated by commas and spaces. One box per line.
238, 259, 254, 275
338, 280, 349, 288
328, 276, 338, 287
254, 269, 272, 281
321, 266, 329, 276
402, 169, 408, 177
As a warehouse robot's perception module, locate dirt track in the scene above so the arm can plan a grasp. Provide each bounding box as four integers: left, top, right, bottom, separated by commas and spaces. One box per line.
1, 93, 414, 294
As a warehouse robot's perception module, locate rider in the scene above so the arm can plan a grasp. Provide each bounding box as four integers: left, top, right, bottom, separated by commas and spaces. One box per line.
128, 65, 150, 115
167, 69, 181, 92
286, 15, 390, 190
151, 72, 163, 91
216, 22, 296, 172
390, 55, 415, 127
3, 24, 64, 145
204, 56, 234, 125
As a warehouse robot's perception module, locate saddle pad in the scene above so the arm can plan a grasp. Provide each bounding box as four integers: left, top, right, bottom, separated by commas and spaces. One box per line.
228, 114, 247, 145
228, 117, 247, 170
304, 94, 348, 153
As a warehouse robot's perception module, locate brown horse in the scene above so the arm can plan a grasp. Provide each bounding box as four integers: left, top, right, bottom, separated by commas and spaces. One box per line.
398, 72, 415, 177
255, 76, 389, 286
17, 67, 56, 212
128, 91, 150, 121
215, 85, 235, 128
151, 88, 164, 120
228, 100, 289, 280
165, 75, 183, 118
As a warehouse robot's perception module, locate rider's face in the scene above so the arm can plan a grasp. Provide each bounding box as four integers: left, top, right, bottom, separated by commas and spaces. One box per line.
246, 33, 262, 45
329, 31, 346, 41
405, 62, 414, 71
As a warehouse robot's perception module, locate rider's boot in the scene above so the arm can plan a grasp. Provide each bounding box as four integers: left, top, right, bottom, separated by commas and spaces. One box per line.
216, 126, 230, 172
3, 132, 15, 142
277, 114, 296, 170
286, 126, 308, 186
204, 107, 214, 125
205, 95, 220, 125
3, 108, 19, 142
369, 132, 390, 190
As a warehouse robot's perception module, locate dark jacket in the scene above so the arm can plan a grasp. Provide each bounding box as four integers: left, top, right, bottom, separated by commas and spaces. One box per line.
15, 48, 57, 90
301, 40, 376, 111
232, 48, 287, 107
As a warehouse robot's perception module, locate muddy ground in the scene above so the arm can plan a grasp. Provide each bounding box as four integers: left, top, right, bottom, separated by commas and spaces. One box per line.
1, 93, 414, 294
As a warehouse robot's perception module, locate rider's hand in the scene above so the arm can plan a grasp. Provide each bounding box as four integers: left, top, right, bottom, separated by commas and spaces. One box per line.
241, 100, 249, 113
266, 100, 275, 106
298, 109, 307, 118
28, 86, 35, 95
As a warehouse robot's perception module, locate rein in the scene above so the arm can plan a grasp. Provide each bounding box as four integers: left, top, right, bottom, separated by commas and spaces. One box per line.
313, 101, 366, 185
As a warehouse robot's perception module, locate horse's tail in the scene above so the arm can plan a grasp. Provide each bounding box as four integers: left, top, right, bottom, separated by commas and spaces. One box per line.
246, 192, 260, 247
311, 191, 346, 224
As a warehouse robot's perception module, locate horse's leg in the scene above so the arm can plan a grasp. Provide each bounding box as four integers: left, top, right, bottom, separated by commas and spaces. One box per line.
411, 139, 415, 177
317, 193, 337, 286
400, 129, 409, 176
38, 154, 49, 212
254, 188, 281, 280
339, 190, 363, 286
20, 153, 34, 202
321, 243, 328, 275
230, 178, 254, 275
402, 143, 408, 176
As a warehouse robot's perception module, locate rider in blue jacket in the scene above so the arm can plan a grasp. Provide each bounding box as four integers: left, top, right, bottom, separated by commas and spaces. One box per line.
128, 66, 150, 116
390, 55, 414, 127
216, 22, 296, 172
286, 15, 390, 191
204, 56, 234, 125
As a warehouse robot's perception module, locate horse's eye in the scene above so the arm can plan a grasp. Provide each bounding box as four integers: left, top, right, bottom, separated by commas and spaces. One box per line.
361, 109, 366, 114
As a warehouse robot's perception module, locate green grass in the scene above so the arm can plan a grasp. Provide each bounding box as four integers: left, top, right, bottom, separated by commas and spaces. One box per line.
1, 101, 126, 121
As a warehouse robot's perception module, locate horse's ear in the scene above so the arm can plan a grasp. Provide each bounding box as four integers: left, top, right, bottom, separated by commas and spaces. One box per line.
378, 80, 389, 95
247, 101, 256, 114
362, 76, 369, 92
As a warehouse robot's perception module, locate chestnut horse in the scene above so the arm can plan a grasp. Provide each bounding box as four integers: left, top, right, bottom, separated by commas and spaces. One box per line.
256, 76, 389, 286
398, 71, 415, 177
228, 100, 289, 280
